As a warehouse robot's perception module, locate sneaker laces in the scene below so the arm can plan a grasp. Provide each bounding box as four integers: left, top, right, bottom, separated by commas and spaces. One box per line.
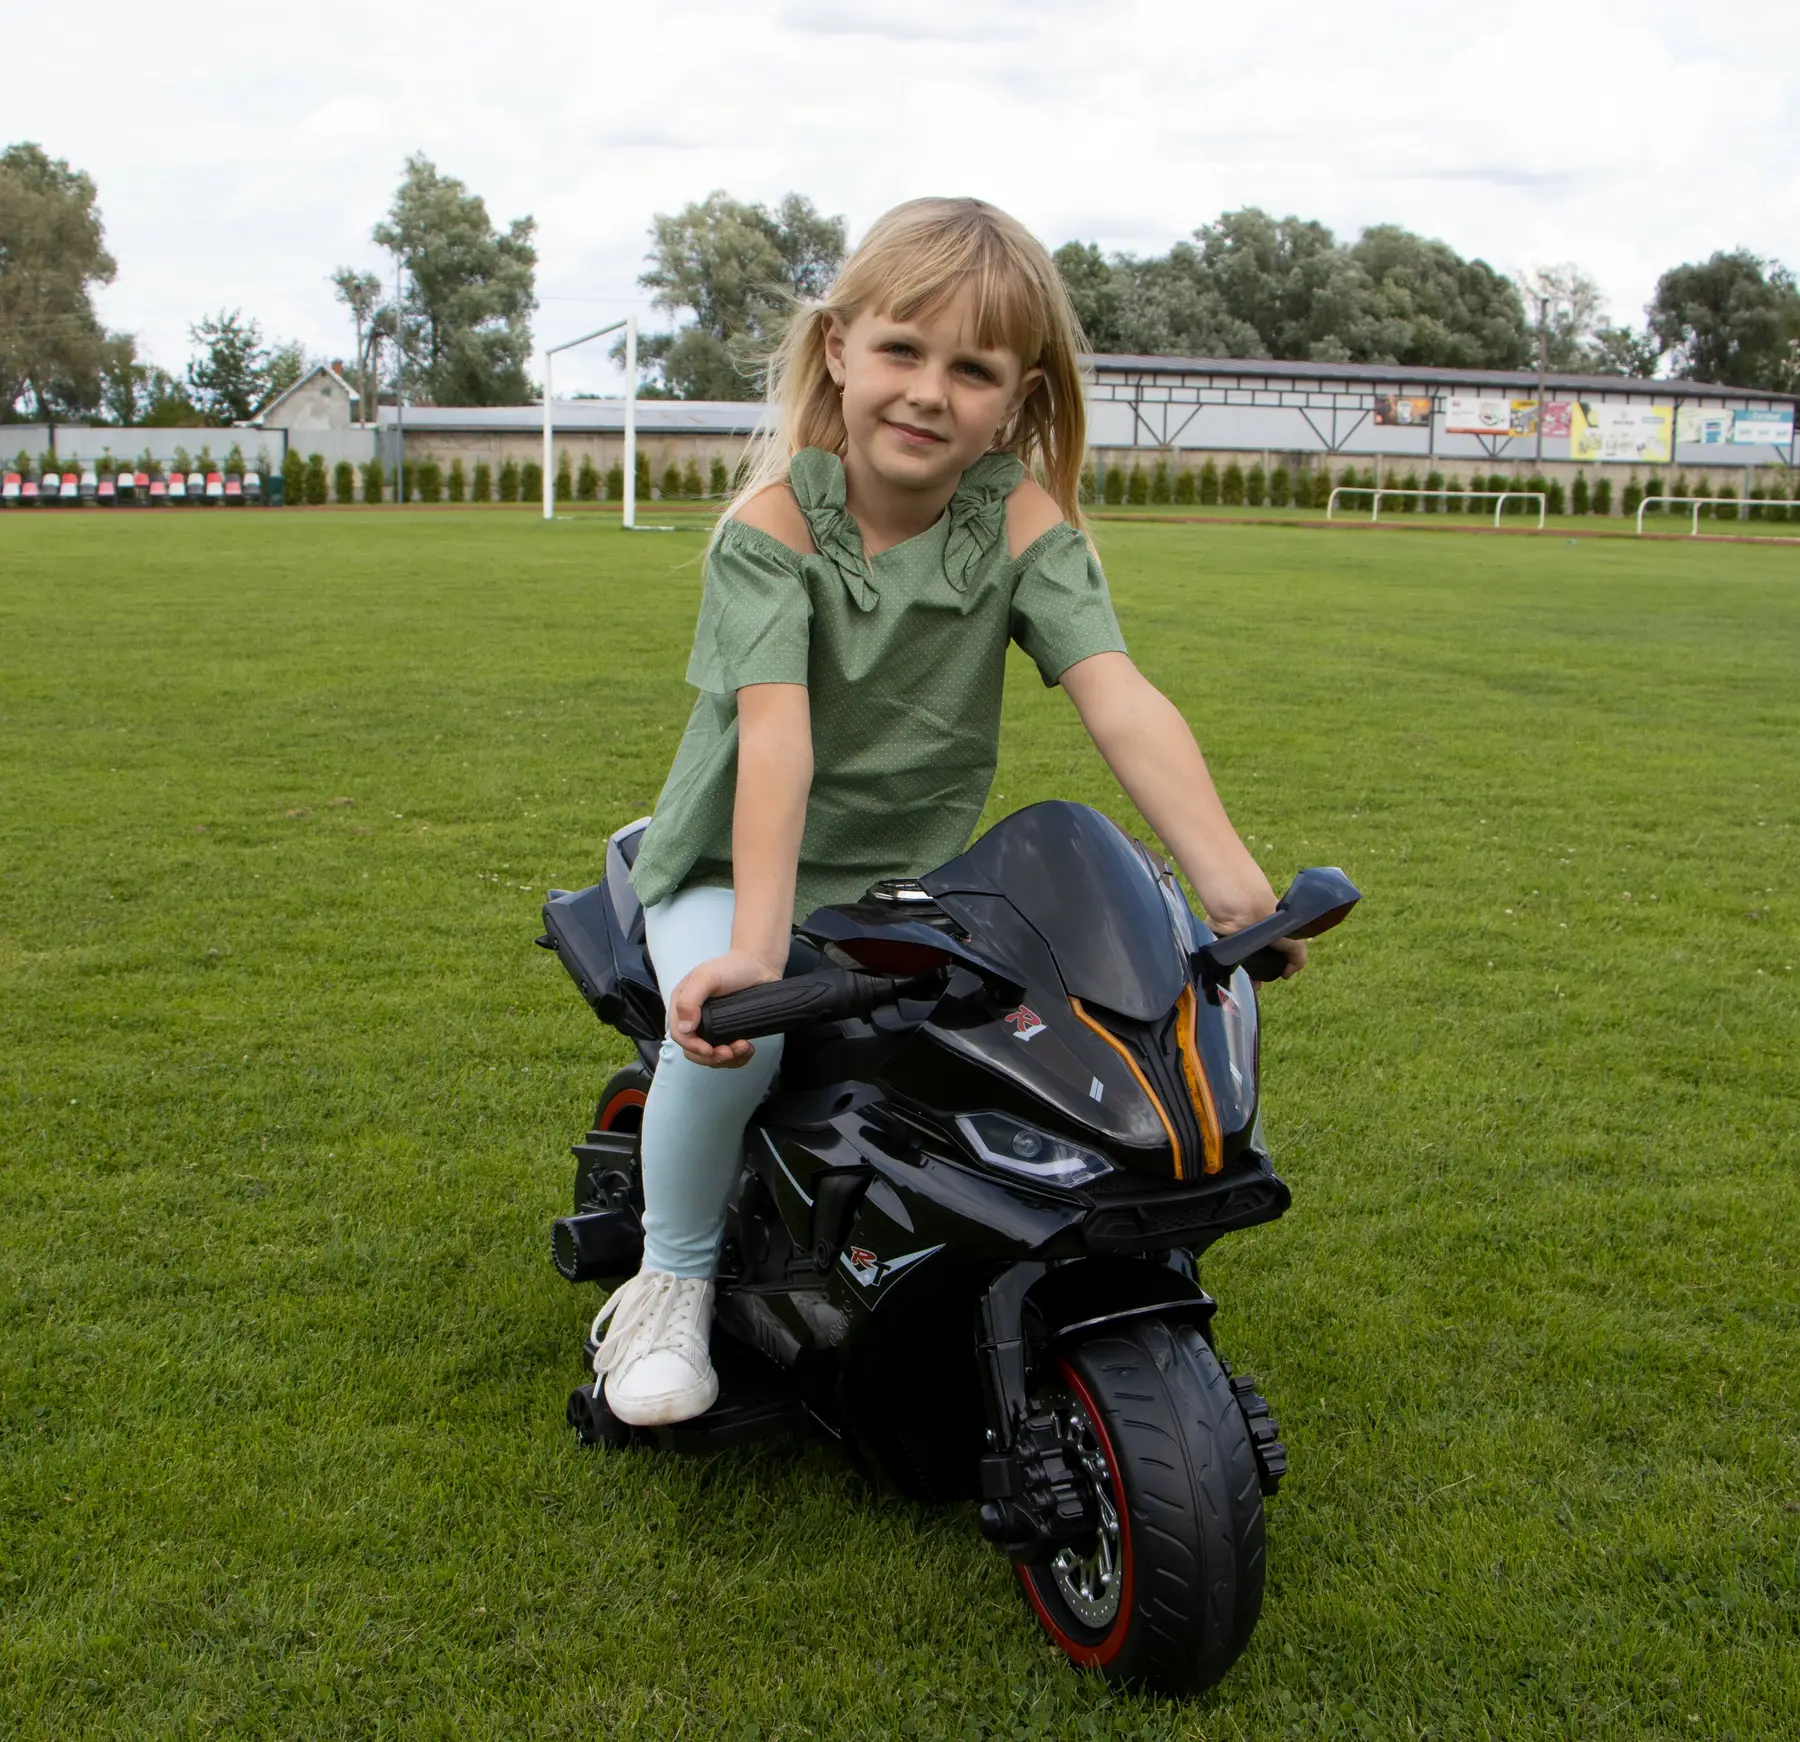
590, 1269, 711, 1380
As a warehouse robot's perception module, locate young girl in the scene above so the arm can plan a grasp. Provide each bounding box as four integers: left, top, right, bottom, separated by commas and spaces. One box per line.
593, 197, 1302, 1426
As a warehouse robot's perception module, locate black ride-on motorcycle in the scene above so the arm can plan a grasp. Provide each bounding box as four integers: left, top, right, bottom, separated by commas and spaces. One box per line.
538, 800, 1357, 1694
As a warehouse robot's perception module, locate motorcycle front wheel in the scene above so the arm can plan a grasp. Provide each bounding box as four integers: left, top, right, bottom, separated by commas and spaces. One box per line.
1017, 1317, 1268, 1695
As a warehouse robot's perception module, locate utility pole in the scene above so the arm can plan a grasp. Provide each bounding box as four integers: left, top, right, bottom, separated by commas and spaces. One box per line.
393, 251, 405, 506
1535, 289, 1549, 466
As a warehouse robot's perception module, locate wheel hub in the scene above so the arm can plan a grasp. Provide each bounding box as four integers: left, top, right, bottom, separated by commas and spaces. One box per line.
1043, 1390, 1122, 1628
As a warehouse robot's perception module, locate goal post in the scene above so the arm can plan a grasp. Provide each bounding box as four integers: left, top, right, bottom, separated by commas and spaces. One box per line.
542, 316, 636, 528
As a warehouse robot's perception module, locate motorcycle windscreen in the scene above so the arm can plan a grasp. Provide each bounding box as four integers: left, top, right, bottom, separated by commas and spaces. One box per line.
920, 801, 1187, 1022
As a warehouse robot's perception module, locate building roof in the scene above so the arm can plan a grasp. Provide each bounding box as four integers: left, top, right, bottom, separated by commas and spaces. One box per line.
1081, 352, 1796, 404
380, 400, 771, 435
246, 363, 360, 425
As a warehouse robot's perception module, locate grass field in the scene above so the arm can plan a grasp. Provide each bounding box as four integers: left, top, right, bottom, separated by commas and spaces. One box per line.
2, 510, 1797, 1740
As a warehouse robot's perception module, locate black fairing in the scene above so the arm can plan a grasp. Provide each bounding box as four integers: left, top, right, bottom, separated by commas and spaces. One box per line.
540, 820, 664, 1043
922, 801, 1186, 1022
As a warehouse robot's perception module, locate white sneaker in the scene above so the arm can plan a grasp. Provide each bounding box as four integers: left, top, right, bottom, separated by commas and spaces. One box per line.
591, 1268, 719, 1427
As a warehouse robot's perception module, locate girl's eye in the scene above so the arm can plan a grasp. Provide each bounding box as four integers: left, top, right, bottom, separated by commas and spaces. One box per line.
881, 342, 917, 359
957, 362, 995, 382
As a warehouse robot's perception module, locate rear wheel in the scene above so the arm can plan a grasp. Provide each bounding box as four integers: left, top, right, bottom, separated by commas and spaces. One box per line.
1017, 1318, 1268, 1695
595, 1061, 652, 1134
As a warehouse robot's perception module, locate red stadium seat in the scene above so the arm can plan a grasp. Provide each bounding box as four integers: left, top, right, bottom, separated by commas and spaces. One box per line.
61, 472, 81, 505
224, 474, 243, 503
204, 471, 223, 503
148, 475, 168, 503
98, 473, 117, 504
167, 473, 187, 502
2, 472, 19, 505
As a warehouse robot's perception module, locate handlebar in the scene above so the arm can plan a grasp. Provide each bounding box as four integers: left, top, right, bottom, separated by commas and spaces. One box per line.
1194, 866, 1362, 982
696, 968, 940, 1044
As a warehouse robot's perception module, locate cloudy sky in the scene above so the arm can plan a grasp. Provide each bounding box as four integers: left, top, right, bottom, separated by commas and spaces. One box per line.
12, 0, 1798, 396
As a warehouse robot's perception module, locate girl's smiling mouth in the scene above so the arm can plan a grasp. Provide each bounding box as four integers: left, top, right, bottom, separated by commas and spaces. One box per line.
886, 419, 948, 446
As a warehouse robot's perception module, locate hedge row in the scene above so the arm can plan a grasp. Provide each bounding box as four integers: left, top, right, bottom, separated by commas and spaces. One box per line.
186, 448, 1798, 520
1089, 459, 1800, 520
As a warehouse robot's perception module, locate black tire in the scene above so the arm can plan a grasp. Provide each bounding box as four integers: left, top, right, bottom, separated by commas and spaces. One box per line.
567, 1381, 633, 1449
1017, 1317, 1267, 1695
594, 1061, 653, 1134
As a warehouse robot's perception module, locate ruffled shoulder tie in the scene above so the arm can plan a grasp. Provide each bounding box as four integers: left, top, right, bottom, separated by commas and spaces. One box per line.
944, 452, 1025, 592
788, 449, 876, 611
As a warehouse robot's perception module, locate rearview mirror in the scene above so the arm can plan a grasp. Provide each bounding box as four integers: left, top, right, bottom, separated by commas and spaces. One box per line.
1195, 866, 1361, 975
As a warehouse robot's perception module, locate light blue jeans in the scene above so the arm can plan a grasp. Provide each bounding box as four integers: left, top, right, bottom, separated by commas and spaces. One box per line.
640, 886, 785, 1278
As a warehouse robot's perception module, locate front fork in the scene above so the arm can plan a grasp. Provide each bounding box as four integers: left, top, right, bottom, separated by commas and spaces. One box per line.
972, 1258, 1225, 1558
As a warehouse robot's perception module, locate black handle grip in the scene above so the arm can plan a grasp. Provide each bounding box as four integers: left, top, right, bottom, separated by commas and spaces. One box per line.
697, 968, 918, 1044
1196, 909, 1291, 976
1239, 945, 1291, 983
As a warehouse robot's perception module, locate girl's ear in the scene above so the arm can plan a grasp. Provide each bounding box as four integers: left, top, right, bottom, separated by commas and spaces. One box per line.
1006, 364, 1046, 418
823, 313, 849, 389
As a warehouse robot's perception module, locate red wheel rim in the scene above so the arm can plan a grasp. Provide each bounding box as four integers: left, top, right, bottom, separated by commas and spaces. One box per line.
1016, 1357, 1135, 1667
598, 1086, 647, 1130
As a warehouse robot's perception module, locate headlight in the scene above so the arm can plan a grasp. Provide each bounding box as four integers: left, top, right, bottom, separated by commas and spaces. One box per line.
955, 1113, 1114, 1188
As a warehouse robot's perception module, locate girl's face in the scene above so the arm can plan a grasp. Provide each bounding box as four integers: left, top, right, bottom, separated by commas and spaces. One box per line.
825, 287, 1042, 497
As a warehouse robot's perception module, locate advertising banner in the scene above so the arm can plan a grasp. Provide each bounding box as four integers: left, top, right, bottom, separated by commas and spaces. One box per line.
1510, 400, 1539, 436
1676, 407, 1732, 445
1541, 401, 1573, 439
1570, 402, 1672, 464
1730, 408, 1795, 446
1445, 395, 1512, 435
1373, 394, 1433, 427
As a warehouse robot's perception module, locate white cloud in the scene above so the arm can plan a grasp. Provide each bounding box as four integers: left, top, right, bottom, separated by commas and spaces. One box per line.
9, 0, 1798, 398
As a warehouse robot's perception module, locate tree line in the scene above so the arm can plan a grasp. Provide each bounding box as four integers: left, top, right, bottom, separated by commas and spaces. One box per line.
5, 143, 1797, 425
635, 193, 1800, 398
1, 145, 535, 429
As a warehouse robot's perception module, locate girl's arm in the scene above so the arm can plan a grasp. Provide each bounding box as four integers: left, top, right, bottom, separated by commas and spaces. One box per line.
1059, 652, 1305, 978
666, 681, 814, 1064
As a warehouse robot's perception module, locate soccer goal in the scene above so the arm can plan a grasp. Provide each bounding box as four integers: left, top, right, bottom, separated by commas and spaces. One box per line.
542, 316, 637, 527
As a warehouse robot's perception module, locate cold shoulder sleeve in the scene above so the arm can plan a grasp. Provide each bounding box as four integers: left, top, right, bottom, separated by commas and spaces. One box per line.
1008, 523, 1127, 686
685, 520, 814, 693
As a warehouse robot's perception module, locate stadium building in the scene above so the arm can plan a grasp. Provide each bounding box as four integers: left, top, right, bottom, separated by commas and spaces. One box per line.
384, 355, 1796, 500
24, 355, 1795, 506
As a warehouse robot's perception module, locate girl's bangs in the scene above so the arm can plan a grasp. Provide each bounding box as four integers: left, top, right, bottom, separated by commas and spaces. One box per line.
860, 223, 1052, 365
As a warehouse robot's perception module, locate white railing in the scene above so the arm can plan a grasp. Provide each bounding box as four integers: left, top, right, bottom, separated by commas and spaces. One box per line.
1326, 487, 1547, 529
1634, 495, 1800, 535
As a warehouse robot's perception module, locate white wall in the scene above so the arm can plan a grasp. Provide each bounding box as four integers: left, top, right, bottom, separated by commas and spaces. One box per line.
27, 427, 287, 470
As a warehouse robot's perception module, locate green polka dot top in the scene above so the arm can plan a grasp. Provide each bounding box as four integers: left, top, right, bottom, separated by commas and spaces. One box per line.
629, 447, 1127, 924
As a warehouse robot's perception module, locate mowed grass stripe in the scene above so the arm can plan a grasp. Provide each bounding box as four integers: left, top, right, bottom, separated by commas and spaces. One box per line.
1, 513, 1796, 1740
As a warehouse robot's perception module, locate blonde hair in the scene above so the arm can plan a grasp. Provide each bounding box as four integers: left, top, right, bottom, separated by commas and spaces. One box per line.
726, 197, 1090, 530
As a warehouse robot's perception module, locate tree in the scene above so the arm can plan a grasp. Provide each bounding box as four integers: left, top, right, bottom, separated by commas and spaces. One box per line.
97, 333, 150, 425
0, 142, 117, 425
1347, 226, 1529, 368
372, 155, 537, 406
1648, 250, 1800, 390
633, 191, 847, 398
1052, 241, 1127, 350
1189, 208, 1356, 359
1583, 324, 1663, 379
185, 310, 278, 424
1518, 264, 1607, 371
331, 267, 384, 422
1053, 208, 1530, 368
264, 340, 307, 402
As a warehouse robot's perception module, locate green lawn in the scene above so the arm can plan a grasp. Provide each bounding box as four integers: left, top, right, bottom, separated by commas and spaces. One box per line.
2, 511, 1796, 1740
